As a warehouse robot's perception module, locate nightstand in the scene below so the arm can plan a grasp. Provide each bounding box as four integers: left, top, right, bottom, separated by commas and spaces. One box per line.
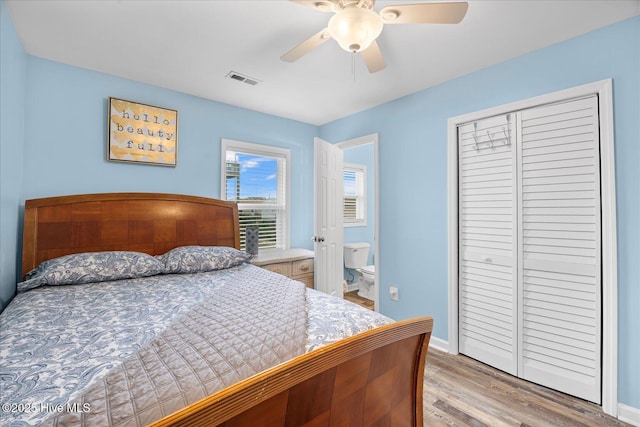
251, 248, 315, 289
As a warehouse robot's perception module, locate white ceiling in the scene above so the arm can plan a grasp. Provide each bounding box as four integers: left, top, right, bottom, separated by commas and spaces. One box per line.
6, 0, 639, 125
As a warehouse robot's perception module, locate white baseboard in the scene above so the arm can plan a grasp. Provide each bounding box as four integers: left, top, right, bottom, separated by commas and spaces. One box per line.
342, 279, 359, 293
618, 403, 640, 426
428, 336, 449, 353
346, 283, 359, 292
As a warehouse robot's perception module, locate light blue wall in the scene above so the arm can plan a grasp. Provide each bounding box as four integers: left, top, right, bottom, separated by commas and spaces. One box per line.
344, 143, 375, 266
0, 0, 26, 310
22, 56, 318, 252
321, 16, 639, 408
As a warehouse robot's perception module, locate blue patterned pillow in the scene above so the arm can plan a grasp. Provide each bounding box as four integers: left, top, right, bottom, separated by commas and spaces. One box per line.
18, 251, 165, 293
159, 246, 251, 274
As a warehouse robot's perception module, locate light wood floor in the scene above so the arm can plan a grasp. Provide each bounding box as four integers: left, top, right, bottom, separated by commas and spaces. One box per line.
344, 290, 375, 310
423, 348, 630, 427
340, 292, 626, 426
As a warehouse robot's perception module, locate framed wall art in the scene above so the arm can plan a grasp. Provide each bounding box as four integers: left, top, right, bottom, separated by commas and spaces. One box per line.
107, 97, 178, 166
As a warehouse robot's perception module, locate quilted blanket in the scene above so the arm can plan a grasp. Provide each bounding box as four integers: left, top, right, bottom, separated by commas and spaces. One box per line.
42, 268, 307, 426
1, 264, 391, 426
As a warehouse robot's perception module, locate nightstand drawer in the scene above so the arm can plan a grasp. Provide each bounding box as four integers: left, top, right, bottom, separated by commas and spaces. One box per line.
251, 248, 315, 289
296, 273, 314, 289
292, 258, 314, 276
262, 262, 292, 277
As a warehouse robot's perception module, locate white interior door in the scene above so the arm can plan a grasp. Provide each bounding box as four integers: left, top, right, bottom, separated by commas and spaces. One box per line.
518, 96, 601, 403
314, 137, 344, 297
458, 114, 518, 375
457, 95, 602, 404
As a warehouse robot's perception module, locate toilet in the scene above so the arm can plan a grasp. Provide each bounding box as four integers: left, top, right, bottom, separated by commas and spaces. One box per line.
343, 242, 375, 300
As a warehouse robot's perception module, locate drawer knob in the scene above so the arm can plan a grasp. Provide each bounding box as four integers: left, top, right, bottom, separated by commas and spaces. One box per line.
300, 264, 309, 271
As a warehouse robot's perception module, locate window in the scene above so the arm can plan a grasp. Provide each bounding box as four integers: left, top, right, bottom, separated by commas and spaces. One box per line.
343, 163, 366, 227
221, 139, 290, 250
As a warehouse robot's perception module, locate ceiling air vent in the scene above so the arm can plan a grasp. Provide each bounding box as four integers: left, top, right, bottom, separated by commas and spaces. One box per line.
226, 71, 260, 86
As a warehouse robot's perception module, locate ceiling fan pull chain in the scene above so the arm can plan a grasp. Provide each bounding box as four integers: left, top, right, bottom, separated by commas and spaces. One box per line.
352, 51, 356, 83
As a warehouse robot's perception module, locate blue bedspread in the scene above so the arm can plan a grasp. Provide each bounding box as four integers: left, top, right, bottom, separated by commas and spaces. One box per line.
0, 264, 390, 426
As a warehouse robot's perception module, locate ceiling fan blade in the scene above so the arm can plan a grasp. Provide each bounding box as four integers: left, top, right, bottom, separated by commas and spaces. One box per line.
281, 28, 331, 62
361, 40, 386, 73
289, 0, 335, 12
380, 2, 469, 24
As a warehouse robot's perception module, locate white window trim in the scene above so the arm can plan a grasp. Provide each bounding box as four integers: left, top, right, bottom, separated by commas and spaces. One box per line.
220, 138, 291, 249
343, 162, 367, 228
447, 79, 618, 416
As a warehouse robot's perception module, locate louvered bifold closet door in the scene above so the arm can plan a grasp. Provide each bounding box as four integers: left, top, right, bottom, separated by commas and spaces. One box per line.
458, 115, 518, 375
518, 95, 601, 403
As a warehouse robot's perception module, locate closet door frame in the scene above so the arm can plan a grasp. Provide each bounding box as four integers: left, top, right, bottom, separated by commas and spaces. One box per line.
447, 79, 618, 416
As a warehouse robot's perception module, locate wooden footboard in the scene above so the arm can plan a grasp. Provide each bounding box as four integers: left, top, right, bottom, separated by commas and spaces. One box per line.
151, 316, 433, 427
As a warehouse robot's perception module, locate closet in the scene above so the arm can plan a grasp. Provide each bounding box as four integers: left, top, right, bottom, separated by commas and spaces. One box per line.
457, 95, 601, 403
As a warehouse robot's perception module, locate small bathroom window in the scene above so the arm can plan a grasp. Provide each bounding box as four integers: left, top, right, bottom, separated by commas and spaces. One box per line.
343, 163, 366, 227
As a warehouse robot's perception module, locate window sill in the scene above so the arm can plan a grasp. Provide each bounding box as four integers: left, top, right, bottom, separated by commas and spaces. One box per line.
344, 221, 367, 228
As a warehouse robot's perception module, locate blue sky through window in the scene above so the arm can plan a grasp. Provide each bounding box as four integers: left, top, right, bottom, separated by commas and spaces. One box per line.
226, 152, 278, 202
344, 170, 357, 196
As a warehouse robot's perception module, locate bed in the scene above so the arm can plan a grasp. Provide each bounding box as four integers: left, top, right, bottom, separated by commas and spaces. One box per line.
1, 193, 433, 426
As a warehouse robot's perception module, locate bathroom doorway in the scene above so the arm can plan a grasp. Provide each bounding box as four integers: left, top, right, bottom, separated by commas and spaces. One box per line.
337, 134, 379, 311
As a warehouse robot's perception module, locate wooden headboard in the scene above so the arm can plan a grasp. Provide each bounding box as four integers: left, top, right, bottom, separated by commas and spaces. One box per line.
22, 193, 239, 278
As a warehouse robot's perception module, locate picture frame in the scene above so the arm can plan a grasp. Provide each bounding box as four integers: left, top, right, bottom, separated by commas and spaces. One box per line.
107, 97, 178, 166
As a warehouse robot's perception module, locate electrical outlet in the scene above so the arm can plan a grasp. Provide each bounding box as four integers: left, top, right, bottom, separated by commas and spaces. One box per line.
389, 285, 399, 301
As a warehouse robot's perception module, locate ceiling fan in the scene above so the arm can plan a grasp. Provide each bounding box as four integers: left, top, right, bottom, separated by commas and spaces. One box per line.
281, 0, 469, 73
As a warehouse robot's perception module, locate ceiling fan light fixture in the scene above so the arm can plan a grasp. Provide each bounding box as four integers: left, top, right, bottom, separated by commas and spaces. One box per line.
328, 7, 383, 53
